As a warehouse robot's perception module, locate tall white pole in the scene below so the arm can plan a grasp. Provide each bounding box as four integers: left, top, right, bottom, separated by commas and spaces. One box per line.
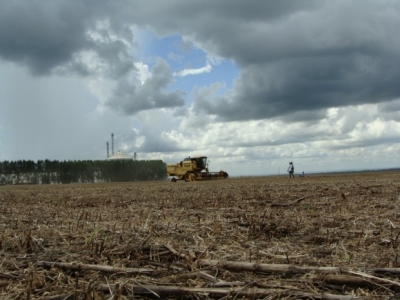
111, 133, 114, 155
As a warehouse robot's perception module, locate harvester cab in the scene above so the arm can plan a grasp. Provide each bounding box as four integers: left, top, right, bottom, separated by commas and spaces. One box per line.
167, 156, 228, 182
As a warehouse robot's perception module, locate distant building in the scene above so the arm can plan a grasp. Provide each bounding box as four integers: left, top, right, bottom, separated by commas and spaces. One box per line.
106, 151, 132, 161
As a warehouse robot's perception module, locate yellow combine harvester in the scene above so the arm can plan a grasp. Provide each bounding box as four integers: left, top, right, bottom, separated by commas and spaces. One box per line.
166, 156, 228, 182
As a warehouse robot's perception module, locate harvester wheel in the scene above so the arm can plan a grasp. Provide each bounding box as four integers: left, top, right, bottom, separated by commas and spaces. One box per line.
184, 174, 190, 182
185, 173, 195, 182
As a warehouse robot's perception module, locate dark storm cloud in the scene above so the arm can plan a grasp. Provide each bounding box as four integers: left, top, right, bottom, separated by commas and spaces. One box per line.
378, 99, 400, 113
378, 99, 400, 122
117, 0, 319, 28
184, 1, 400, 122
194, 54, 400, 121
0, 1, 88, 74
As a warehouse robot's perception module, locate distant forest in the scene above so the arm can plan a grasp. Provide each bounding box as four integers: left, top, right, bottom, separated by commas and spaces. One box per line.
0, 159, 166, 185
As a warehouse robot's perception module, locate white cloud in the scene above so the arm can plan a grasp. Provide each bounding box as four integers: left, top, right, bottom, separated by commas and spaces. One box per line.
174, 61, 212, 77
134, 61, 151, 84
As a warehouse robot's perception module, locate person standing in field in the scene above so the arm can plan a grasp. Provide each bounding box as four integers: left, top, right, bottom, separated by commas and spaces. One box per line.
287, 162, 294, 178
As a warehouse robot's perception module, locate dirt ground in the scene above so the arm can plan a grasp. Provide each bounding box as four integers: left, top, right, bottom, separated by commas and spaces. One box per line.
0, 171, 399, 299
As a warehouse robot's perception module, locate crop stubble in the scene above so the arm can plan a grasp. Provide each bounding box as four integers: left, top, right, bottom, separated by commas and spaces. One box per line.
0, 172, 399, 299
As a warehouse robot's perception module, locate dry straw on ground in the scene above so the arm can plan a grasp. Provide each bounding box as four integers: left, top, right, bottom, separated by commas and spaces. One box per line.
0, 171, 400, 299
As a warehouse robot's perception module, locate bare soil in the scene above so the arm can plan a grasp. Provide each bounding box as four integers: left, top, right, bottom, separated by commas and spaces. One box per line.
1, 172, 400, 299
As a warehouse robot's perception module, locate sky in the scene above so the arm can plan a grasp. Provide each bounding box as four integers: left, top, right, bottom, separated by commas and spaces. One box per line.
0, 0, 399, 176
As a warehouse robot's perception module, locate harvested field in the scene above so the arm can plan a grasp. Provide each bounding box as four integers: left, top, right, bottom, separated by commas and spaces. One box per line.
1, 172, 400, 299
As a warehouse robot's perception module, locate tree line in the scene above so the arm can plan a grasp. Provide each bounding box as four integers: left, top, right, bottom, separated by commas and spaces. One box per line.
0, 159, 166, 185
